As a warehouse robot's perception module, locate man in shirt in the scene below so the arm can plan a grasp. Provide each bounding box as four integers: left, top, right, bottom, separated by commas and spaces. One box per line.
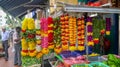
1, 27, 9, 61
13, 27, 21, 66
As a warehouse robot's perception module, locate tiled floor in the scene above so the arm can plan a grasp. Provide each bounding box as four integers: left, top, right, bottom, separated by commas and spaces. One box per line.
0, 46, 20, 67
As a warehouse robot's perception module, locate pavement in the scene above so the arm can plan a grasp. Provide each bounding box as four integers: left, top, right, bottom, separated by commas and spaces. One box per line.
0, 46, 21, 67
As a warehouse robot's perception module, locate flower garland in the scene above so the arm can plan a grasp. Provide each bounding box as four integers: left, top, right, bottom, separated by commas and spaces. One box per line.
93, 18, 106, 44
21, 18, 28, 56
21, 18, 36, 57
21, 38, 28, 56
60, 14, 69, 51
35, 19, 42, 58
92, 18, 100, 44
87, 17, 94, 46
48, 17, 54, 49
27, 18, 36, 57
106, 18, 111, 35
22, 18, 28, 33
36, 29, 41, 46
99, 19, 106, 35
69, 17, 77, 51
53, 17, 62, 54
77, 18, 85, 51
40, 18, 49, 55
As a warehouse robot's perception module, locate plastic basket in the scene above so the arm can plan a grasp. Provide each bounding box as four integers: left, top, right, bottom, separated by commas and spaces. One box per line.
71, 64, 92, 67
88, 56, 106, 62
60, 52, 79, 58
90, 62, 109, 67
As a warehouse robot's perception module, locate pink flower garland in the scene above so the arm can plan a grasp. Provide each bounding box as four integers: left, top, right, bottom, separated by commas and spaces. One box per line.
40, 18, 48, 48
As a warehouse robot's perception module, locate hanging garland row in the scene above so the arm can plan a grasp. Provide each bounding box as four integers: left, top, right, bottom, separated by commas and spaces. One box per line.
21, 15, 112, 57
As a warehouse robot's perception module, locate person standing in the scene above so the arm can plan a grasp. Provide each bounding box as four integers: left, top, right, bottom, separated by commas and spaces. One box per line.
13, 27, 22, 66
1, 27, 9, 61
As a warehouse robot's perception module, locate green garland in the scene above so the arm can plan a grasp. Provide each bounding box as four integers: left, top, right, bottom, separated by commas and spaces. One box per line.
22, 29, 36, 42
53, 17, 61, 46
93, 18, 106, 39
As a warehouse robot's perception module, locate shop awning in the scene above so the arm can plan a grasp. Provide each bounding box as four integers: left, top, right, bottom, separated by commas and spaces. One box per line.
0, 0, 47, 19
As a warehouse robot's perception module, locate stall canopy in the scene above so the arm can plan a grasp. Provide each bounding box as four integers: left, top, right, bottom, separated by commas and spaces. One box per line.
0, 0, 48, 19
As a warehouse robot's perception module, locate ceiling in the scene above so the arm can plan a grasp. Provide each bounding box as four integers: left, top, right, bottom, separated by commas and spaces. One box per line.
0, 0, 48, 19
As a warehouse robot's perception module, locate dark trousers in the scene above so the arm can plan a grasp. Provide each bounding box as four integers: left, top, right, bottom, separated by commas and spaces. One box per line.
14, 44, 22, 66
2, 40, 9, 60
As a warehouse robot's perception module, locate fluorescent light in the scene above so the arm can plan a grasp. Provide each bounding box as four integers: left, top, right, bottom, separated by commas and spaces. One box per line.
89, 13, 98, 17
64, 6, 120, 13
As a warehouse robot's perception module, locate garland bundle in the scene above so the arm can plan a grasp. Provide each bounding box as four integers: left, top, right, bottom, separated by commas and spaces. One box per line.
21, 18, 36, 57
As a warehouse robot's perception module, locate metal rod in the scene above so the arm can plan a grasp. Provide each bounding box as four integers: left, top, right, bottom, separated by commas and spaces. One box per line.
8, 0, 33, 11
41, 55, 44, 67
23, 5, 63, 8
85, 24, 89, 61
16, 8, 34, 17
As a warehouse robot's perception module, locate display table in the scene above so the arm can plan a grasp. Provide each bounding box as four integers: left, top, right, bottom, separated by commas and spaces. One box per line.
54, 51, 108, 67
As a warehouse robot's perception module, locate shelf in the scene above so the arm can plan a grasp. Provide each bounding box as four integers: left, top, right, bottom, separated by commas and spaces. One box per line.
64, 6, 120, 13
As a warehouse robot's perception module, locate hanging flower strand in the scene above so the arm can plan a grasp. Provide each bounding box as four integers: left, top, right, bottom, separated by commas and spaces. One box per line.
54, 17, 61, 54
21, 18, 28, 56
61, 14, 69, 51
69, 17, 77, 51
87, 17, 94, 46
77, 18, 85, 51
106, 18, 111, 35
48, 17, 54, 49
41, 18, 49, 55
27, 18, 36, 57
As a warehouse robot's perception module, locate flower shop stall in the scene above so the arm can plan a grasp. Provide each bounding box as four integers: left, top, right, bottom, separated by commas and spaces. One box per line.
21, 3, 120, 67
52, 5, 120, 67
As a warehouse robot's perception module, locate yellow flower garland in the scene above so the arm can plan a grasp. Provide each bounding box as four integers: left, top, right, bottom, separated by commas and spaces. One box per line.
22, 18, 28, 30
28, 18, 35, 30
21, 38, 28, 50
21, 18, 37, 57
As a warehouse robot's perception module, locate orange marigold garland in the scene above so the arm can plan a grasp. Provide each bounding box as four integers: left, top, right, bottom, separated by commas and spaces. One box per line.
60, 14, 69, 51
77, 18, 85, 51
69, 17, 77, 51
